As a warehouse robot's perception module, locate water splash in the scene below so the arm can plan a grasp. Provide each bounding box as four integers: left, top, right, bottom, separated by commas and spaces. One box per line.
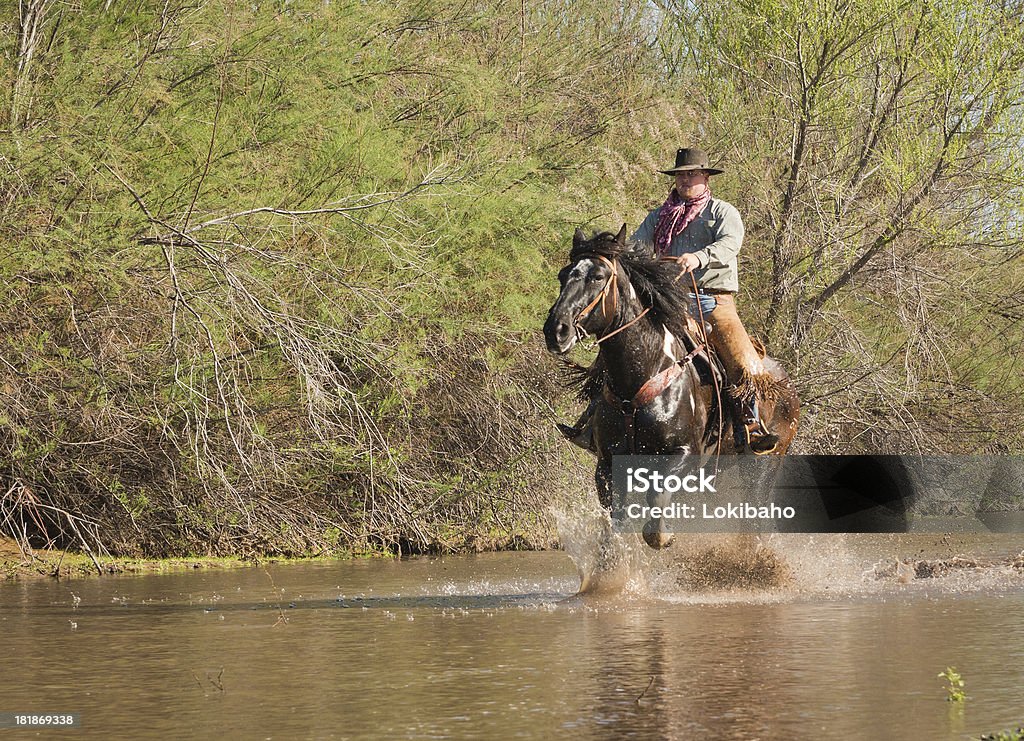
668, 533, 793, 591
660, 533, 1024, 601
554, 498, 1024, 603
551, 503, 651, 597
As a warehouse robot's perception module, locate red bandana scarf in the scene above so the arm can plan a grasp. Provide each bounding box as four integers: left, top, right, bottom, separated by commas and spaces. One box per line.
653, 188, 711, 256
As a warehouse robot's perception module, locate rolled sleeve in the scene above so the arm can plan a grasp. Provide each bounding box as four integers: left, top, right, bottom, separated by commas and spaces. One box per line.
694, 203, 743, 269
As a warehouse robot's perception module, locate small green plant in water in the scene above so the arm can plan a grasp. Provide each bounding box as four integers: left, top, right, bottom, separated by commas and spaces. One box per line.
980, 728, 1024, 741
938, 666, 967, 702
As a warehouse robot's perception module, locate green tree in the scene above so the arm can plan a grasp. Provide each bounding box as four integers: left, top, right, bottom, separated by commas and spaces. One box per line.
653, 0, 1024, 451
0, 0, 665, 556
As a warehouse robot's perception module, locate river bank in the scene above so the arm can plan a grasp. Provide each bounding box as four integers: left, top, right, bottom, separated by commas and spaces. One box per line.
0, 528, 561, 581
0, 536, 274, 581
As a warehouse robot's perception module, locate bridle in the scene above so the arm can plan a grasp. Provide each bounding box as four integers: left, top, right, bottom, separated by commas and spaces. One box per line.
570, 254, 650, 344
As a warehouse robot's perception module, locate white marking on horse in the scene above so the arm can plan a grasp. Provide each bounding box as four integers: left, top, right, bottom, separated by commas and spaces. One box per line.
650, 395, 675, 422
569, 259, 594, 282
662, 328, 678, 362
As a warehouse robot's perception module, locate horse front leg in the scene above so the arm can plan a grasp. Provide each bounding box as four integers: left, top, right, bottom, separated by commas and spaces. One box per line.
595, 457, 614, 509
638, 446, 691, 551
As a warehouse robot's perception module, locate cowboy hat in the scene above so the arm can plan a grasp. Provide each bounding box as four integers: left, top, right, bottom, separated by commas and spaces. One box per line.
659, 147, 725, 176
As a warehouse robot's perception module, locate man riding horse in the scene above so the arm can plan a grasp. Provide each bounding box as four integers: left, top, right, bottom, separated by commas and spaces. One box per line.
559, 147, 780, 454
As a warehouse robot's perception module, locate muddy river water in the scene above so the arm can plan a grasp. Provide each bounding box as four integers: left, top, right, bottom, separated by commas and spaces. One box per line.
2, 532, 1023, 739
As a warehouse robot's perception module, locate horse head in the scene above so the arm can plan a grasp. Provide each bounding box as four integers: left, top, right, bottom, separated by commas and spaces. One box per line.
543, 225, 634, 354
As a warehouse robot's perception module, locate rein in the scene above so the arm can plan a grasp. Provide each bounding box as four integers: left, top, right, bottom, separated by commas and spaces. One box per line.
679, 269, 724, 458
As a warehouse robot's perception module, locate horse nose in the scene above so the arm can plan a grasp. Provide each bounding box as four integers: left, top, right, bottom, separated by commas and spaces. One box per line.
544, 317, 573, 352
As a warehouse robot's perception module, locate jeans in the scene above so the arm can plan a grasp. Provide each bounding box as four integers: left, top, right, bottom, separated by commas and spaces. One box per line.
689, 292, 717, 320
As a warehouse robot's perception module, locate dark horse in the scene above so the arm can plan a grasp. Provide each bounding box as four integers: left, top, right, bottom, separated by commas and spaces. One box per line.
543, 227, 799, 546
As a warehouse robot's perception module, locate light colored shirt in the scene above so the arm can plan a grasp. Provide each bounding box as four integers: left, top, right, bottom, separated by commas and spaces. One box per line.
630, 197, 744, 293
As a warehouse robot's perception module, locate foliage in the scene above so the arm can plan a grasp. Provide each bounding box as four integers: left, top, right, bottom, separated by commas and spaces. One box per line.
1, 0, 662, 555
650, 0, 1024, 452
1, 0, 1022, 557
938, 666, 967, 702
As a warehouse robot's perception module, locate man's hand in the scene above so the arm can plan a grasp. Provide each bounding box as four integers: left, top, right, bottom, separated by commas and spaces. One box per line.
673, 253, 701, 273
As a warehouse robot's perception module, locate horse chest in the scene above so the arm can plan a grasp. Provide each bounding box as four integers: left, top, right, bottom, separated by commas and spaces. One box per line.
648, 385, 696, 423
594, 382, 703, 455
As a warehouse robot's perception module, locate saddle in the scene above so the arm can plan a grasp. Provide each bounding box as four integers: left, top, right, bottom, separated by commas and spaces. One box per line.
559, 322, 777, 454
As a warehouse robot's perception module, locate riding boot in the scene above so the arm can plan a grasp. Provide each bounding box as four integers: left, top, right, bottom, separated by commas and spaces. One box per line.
741, 396, 780, 455
557, 398, 597, 452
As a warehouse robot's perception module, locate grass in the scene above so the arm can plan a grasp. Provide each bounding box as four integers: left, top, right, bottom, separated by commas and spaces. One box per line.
0, 536, 374, 581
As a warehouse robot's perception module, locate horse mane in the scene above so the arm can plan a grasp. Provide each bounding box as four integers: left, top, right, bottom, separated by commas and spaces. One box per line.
562, 230, 700, 401
570, 230, 695, 341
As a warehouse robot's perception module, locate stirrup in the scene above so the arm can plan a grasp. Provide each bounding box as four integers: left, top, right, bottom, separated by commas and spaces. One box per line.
746, 420, 779, 455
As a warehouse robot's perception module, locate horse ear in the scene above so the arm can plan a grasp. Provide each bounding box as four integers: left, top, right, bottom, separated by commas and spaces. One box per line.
615, 223, 627, 246
573, 228, 586, 247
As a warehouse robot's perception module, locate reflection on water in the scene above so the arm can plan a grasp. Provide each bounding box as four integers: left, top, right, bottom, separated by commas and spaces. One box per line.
1, 537, 1023, 739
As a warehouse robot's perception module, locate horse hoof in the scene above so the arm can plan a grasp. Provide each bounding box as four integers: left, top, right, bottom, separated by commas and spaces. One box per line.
556, 422, 595, 452
642, 521, 674, 550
